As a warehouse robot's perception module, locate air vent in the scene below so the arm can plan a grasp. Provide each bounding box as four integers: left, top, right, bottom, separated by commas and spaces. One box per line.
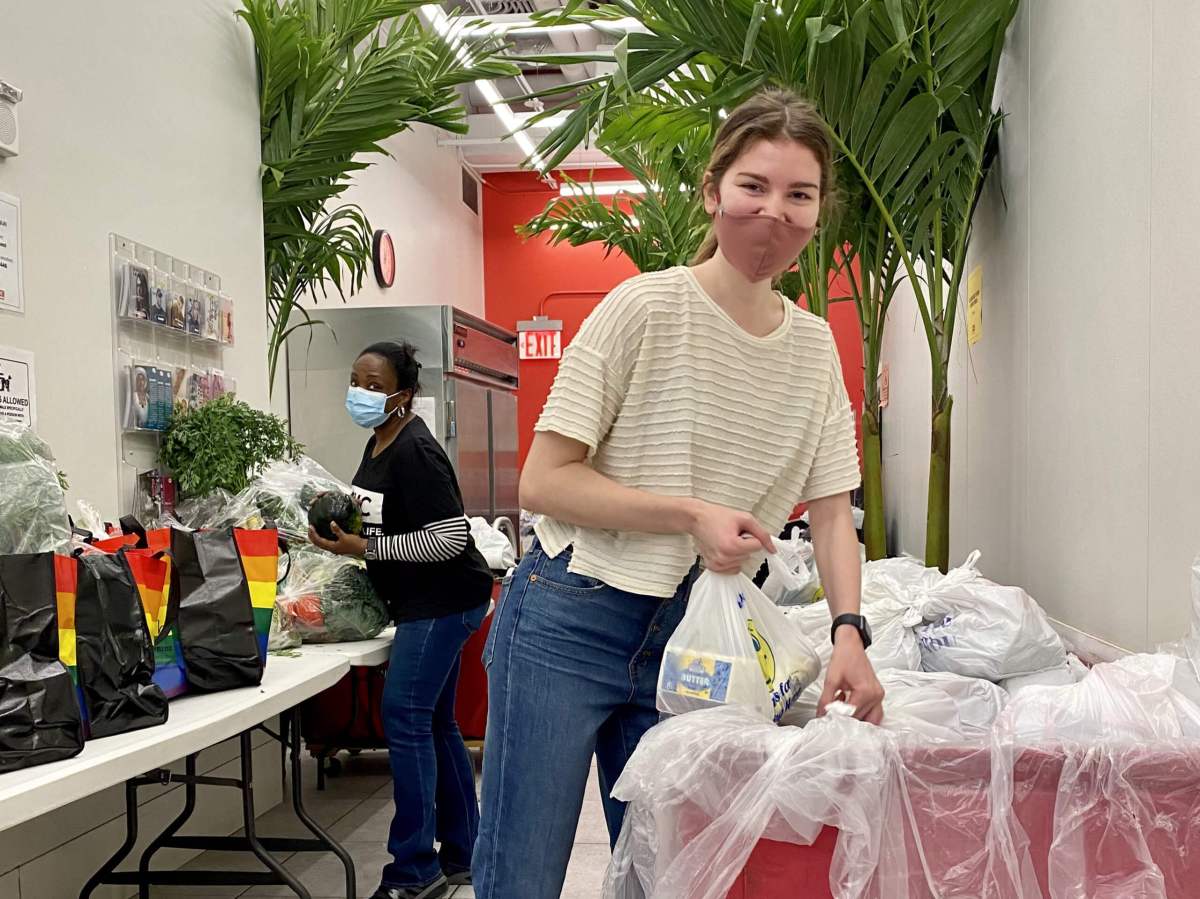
461, 168, 480, 215
478, 1, 536, 12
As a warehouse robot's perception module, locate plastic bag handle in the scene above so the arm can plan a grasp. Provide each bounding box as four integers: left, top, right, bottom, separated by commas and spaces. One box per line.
119, 515, 149, 549
765, 551, 792, 581
277, 541, 292, 587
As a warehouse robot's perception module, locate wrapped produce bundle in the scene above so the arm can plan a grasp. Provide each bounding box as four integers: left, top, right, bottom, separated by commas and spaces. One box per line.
276, 548, 389, 643
0, 423, 71, 555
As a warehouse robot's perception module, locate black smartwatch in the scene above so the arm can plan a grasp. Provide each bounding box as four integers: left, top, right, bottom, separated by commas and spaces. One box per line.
830, 613, 872, 650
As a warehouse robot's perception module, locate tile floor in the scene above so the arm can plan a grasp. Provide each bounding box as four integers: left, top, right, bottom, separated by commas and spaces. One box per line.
158, 750, 610, 898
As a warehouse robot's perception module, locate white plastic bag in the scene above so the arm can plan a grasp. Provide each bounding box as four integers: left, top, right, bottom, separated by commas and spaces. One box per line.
762, 550, 817, 606
469, 516, 516, 571
611, 550, 1200, 899
1001, 652, 1200, 743
776, 532, 814, 571
915, 552, 1066, 681
868, 619, 922, 671
876, 668, 1008, 741
658, 570, 821, 723
999, 664, 1076, 696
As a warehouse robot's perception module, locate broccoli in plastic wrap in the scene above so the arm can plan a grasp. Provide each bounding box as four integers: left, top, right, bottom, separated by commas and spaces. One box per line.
0, 423, 72, 555
276, 547, 390, 643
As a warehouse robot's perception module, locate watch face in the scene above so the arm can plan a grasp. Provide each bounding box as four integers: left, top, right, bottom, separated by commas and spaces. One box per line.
373, 230, 395, 288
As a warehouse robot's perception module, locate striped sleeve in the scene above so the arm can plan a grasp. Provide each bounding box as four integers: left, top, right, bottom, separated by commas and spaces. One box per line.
799, 331, 862, 502
371, 516, 470, 563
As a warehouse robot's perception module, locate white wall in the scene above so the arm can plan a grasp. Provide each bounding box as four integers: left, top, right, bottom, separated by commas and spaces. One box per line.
0, 3, 282, 894
0, 0, 269, 518
881, 0, 1200, 653
316, 125, 485, 317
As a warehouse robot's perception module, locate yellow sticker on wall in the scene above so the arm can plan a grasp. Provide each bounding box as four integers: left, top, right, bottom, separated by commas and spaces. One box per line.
967, 266, 983, 346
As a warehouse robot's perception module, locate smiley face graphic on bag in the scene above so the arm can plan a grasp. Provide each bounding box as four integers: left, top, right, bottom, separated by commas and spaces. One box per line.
746, 619, 776, 688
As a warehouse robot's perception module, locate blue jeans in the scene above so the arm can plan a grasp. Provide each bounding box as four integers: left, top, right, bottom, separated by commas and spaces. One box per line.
472, 541, 698, 899
381, 603, 488, 889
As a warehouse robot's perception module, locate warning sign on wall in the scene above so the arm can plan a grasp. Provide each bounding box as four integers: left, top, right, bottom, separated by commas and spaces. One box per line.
967, 266, 983, 347
0, 344, 35, 428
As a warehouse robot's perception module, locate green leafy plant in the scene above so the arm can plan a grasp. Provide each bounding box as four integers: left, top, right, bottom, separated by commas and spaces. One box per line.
237, 0, 517, 393
521, 0, 1016, 569
519, 135, 712, 273
160, 396, 303, 498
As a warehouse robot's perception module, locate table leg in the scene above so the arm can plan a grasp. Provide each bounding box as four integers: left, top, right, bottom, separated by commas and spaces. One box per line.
79, 779, 140, 899
288, 707, 357, 899
137, 752, 198, 886
280, 711, 291, 794
240, 729, 312, 898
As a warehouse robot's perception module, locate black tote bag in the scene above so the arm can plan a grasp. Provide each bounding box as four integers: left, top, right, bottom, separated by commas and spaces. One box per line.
0, 553, 84, 771
74, 552, 169, 737
172, 528, 263, 691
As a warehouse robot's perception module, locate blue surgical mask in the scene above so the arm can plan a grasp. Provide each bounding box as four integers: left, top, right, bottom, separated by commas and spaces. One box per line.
345, 386, 400, 429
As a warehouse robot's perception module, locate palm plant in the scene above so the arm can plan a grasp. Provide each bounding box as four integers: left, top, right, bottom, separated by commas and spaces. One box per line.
518, 139, 710, 273
522, 0, 1015, 570
237, 0, 516, 393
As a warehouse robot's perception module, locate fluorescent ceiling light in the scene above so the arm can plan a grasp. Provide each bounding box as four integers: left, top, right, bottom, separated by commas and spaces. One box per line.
456, 17, 642, 39
558, 182, 690, 197
549, 217, 640, 229
419, 4, 546, 171
560, 181, 645, 197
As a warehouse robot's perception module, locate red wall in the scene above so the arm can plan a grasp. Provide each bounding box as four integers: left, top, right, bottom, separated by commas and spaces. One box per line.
481, 170, 865, 473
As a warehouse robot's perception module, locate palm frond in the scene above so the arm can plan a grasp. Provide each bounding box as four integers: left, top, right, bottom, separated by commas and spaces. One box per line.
239, 0, 516, 393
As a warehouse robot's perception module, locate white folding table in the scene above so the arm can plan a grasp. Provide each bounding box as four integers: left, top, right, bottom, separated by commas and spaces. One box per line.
0, 653, 355, 899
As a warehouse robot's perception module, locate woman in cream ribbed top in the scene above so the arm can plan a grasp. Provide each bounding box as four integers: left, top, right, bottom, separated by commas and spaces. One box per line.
471, 90, 884, 899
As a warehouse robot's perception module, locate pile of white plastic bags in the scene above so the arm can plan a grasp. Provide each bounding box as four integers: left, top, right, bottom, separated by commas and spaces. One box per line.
610, 552, 1200, 899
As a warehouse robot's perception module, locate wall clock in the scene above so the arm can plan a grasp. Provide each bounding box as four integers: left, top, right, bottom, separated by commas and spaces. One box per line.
372, 230, 395, 288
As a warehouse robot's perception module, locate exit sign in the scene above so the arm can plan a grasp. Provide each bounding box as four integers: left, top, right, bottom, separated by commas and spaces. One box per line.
519, 329, 562, 360
516, 315, 564, 361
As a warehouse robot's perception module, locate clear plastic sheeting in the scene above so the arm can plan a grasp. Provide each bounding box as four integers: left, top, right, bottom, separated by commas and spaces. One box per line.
609, 663, 1200, 898
613, 554, 1200, 899
176, 488, 236, 530
603, 704, 1039, 899
0, 423, 71, 555
183, 457, 349, 544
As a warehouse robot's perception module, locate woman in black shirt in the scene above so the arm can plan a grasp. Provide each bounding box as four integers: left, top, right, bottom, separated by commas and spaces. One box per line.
310, 341, 493, 899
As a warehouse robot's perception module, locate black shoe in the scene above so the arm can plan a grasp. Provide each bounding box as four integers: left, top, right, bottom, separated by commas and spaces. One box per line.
443, 866, 472, 886
370, 874, 450, 899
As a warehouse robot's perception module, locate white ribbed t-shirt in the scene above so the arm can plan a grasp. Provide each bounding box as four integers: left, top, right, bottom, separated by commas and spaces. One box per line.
534, 266, 861, 598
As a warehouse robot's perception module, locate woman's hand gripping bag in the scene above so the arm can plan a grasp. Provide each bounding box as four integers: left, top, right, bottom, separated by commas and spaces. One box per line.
657, 570, 821, 723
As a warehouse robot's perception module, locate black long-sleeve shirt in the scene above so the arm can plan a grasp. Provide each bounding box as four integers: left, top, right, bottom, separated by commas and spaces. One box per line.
352, 417, 492, 623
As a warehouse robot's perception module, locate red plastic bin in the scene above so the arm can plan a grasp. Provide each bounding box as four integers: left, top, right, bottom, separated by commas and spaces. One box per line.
718, 744, 1200, 898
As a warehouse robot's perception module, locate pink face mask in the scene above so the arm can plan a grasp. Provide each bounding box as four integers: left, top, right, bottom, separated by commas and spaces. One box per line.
712, 205, 814, 283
